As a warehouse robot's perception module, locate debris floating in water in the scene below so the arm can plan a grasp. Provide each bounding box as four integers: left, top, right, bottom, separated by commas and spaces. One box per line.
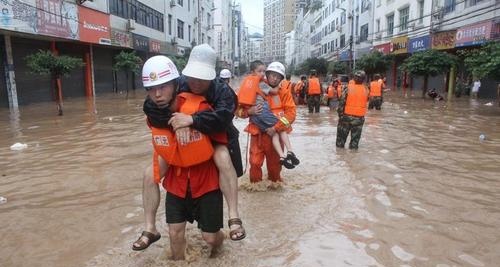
0, 196, 7, 204
404, 111, 408, 114
479, 134, 486, 142
10, 143, 28, 150
484, 102, 493, 106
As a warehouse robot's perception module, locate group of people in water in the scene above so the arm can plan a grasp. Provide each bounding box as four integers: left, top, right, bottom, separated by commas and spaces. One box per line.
131, 43, 385, 260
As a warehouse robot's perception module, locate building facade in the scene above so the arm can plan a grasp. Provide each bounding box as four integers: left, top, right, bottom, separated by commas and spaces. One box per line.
0, 0, 217, 109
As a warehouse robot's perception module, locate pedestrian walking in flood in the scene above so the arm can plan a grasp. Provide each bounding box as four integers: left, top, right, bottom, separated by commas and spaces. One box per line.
336, 70, 370, 150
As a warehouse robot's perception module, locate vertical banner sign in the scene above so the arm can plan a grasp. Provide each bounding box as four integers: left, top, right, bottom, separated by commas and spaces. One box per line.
36, 0, 78, 39
0, 0, 37, 33
390, 36, 408, 54
455, 21, 492, 47
78, 5, 110, 45
111, 29, 132, 48
432, 30, 456, 50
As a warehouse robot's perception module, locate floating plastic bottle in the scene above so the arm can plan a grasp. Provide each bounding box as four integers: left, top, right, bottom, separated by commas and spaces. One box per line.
10, 143, 28, 150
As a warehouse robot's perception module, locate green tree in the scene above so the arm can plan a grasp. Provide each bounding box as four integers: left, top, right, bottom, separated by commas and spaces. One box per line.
328, 61, 348, 75
460, 42, 500, 80
25, 50, 84, 115
400, 50, 457, 97
356, 51, 392, 81
113, 51, 142, 92
298, 57, 328, 76
171, 56, 187, 71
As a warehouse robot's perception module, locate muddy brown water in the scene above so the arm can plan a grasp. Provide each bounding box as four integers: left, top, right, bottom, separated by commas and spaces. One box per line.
1, 90, 499, 267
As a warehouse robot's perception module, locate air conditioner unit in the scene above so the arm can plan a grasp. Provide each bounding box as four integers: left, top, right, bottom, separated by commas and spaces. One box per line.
171, 37, 177, 45
375, 33, 382, 39
170, 0, 176, 7
127, 19, 136, 31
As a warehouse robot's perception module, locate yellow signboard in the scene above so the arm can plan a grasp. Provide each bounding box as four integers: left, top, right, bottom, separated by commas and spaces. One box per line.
391, 36, 408, 54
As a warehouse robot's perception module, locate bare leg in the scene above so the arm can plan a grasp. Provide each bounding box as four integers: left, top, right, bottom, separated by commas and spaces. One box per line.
213, 145, 243, 239
271, 133, 285, 158
168, 222, 187, 260
202, 231, 225, 257
279, 132, 292, 153
132, 158, 168, 249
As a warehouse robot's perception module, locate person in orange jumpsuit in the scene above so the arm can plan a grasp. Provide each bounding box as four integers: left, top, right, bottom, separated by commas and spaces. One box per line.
368, 74, 384, 110
236, 62, 297, 183
307, 70, 322, 113
294, 75, 307, 105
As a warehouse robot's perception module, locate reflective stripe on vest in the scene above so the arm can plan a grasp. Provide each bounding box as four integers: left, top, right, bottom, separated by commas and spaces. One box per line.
344, 84, 369, 117
370, 81, 382, 97
308, 78, 321, 95
151, 92, 214, 183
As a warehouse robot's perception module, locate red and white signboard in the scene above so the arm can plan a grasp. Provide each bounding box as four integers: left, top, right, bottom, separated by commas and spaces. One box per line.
78, 5, 111, 44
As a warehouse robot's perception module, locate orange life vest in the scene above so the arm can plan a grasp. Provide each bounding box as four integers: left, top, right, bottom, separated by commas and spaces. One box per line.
326, 84, 335, 99
344, 83, 369, 117
237, 74, 262, 105
336, 84, 342, 98
151, 92, 214, 183
308, 77, 321, 95
370, 80, 382, 97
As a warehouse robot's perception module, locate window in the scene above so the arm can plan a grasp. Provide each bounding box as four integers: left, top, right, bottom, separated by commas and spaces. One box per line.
177, 0, 183, 7
376, 19, 380, 32
188, 25, 191, 41
177, 19, 184, 39
109, 0, 163, 32
418, 0, 424, 24
168, 14, 172, 35
341, 12, 346, 25
444, 0, 455, 14
399, 7, 409, 31
466, 0, 484, 7
377, 0, 381, 6
360, 23, 368, 41
386, 14, 394, 36
340, 34, 345, 47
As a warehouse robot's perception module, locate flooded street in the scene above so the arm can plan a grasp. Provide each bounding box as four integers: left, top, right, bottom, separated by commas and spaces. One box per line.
1, 90, 499, 267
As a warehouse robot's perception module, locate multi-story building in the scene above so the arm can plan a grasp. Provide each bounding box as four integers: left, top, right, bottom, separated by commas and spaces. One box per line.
263, 0, 296, 63
214, 0, 234, 70
0, 0, 217, 109
248, 33, 264, 63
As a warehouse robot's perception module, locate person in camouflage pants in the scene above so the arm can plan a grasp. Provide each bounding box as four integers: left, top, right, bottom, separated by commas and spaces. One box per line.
336, 71, 369, 149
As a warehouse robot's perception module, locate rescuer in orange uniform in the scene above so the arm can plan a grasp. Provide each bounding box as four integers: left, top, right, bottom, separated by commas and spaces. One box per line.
336, 70, 370, 149
294, 75, 307, 105
368, 74, 384, 110
236, 62, 297, 183
307, 70, 322, 113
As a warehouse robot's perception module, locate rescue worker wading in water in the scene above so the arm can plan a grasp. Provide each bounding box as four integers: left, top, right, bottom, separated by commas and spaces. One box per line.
141, 55, 225, 259
133, 44, 245, 252
368, 74, 384, 110
336, 70, 370, 150
236, 62, 297, 183
307, 70, 322, 113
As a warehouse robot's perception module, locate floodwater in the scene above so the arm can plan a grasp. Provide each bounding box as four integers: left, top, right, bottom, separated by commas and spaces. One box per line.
1, 89, 499, 267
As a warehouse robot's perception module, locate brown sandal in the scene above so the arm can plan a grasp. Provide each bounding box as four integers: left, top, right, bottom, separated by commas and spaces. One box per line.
228, 218, 246, 241
132, 231, 161, 251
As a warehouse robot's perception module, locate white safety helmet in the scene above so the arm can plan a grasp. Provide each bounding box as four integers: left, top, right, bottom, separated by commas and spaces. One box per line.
265, 61, 285, 78
220, 69, 231, 79
142, 55, 180, 88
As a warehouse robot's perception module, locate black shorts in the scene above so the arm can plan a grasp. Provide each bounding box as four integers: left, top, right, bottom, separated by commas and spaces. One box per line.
165, 189, 223, 233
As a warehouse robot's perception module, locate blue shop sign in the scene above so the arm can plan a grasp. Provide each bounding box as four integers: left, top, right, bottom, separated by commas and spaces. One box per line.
339, 50, 351, 61
408, 35, 430, 53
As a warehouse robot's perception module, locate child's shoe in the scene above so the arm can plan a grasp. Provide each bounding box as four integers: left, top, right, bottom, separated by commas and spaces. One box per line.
286, 151, 300, 166
280, 157, 295, 169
